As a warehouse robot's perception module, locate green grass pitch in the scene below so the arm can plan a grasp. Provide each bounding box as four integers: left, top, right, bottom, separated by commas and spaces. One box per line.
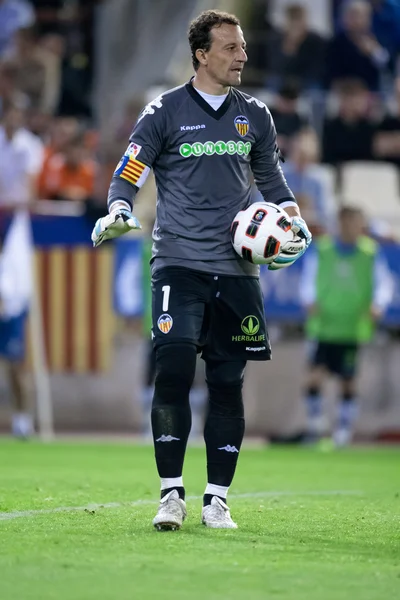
0, 440, 399, 600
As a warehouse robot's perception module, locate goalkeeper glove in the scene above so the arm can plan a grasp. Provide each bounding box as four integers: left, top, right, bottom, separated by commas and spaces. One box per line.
91, 206, 141, 248
268, 216, 312, 271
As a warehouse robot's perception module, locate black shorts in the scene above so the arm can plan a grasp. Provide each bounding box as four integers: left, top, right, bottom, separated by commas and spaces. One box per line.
151, 267, 271, 362
310, 341, 359, 379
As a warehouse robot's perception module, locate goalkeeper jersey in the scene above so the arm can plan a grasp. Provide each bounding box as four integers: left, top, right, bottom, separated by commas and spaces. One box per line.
108, 80, 296, 276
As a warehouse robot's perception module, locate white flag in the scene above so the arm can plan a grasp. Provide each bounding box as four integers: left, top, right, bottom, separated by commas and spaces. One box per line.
0, 210, 34, 318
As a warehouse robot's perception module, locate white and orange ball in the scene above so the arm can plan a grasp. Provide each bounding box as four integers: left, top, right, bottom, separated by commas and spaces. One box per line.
231, 202, 298, 265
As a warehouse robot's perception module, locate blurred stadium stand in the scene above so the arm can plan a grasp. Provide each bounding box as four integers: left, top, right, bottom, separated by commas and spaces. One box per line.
341, 161, 400, 223
0, 0, 400, 441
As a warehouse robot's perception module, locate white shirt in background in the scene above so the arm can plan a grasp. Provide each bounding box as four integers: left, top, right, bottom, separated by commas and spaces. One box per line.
0, 126, 44, 206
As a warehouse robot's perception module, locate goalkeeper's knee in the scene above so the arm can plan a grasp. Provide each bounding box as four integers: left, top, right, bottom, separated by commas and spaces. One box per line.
153, 343, 197, 408
205, 360, 246, 418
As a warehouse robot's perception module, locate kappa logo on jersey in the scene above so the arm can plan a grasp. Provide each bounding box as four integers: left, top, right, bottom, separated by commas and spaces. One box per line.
137, 95, 163, 122
234, 115, 249, 137
180, 124, 206, 131
157, 313, 173, 334
179, 140, 251, 158
125, 142, 142, 158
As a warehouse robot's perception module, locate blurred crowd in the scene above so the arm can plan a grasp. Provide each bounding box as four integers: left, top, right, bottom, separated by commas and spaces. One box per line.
246, 0, 400, 239
0, 0, 105, 221
247, 0, 400, 92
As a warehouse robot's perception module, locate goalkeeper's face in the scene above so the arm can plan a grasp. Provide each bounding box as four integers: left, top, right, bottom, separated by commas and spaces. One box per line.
204, 24, 247, 88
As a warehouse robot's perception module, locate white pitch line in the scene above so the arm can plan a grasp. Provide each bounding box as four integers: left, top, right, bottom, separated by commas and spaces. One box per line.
0, 490, 362, 522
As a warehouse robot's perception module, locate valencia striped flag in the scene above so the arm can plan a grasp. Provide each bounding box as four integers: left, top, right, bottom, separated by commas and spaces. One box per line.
31, 246, 114, 372
115, 156, 149, 187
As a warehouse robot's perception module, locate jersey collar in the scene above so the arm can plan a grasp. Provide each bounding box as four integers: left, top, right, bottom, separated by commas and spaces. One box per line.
185, 79, 232, 120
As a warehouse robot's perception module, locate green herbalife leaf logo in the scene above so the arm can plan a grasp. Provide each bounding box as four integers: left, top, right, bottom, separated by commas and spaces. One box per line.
241, 315, 260, 335
179, 140, 251, 158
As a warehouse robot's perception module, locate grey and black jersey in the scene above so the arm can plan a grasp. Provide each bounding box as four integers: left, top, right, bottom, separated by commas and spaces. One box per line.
108, 80, 296, 276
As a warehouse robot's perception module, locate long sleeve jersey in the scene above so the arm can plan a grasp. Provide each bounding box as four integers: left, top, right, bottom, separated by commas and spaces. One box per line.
108, 80, 296, 276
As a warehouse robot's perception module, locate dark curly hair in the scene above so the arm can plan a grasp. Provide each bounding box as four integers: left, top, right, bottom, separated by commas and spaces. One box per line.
188, 10, 240, 71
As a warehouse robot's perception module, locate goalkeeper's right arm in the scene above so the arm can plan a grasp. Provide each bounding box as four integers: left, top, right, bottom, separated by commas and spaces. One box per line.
91, 177, 142, 248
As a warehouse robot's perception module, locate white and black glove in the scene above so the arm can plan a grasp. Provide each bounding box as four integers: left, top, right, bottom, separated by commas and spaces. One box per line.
268, 216, 312, 271
91, 205, 141, 247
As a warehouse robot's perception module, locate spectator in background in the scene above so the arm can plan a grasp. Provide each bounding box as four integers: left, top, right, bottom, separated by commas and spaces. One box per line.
300, 206, 393, 447
40, 114, 79, 166
265, 4, 327, 91
322, 79, 376, 165
3, 26, 61, 114
0, 221, 33, 438
30, 0, 63, 36
371, 0, 400, 73
0, 61, 28, 116
326, 0, 389, 91
283, 128, 336, 234
0, 102, 43, 209
373, 76, 400, 167
37, 115, 80, 194
0, 101, 42, 438
0, 0, 35, 57
269, 79, 309, 157
56, 0, 95, 118
38, 132, 96, 202
25, 108, 52, 139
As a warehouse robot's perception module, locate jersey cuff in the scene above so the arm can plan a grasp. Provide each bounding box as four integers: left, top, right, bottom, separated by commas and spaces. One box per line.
276, 199, 298, 210
109, 199, 131, 213
107, 176, 137, 211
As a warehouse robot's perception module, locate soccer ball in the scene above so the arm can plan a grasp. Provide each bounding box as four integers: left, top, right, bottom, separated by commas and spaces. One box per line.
231, 201, 297, 265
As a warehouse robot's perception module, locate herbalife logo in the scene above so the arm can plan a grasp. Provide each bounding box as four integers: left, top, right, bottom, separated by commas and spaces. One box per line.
179, 140, 251, 158
218, 445, 239, 453
156, 435, 180, 442
232, 315, 265, 343
241, 315, 260, 335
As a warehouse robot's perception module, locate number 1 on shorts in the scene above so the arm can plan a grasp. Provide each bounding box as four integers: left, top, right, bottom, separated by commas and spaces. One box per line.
162, 285, 171, 311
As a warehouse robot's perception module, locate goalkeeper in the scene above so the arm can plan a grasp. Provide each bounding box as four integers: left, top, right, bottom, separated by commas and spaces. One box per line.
92, 10, 311, 530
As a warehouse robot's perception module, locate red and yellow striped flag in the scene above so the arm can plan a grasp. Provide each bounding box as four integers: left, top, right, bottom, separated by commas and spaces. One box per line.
31, 246, 114, 373
116, 156, 147, 186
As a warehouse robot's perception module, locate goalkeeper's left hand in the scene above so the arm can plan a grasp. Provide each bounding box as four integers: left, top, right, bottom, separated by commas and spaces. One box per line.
268, 216, 312, 271
91, 207, 141, 248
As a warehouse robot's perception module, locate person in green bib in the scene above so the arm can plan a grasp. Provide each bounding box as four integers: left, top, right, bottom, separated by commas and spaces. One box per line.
300, 206, 393, 446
